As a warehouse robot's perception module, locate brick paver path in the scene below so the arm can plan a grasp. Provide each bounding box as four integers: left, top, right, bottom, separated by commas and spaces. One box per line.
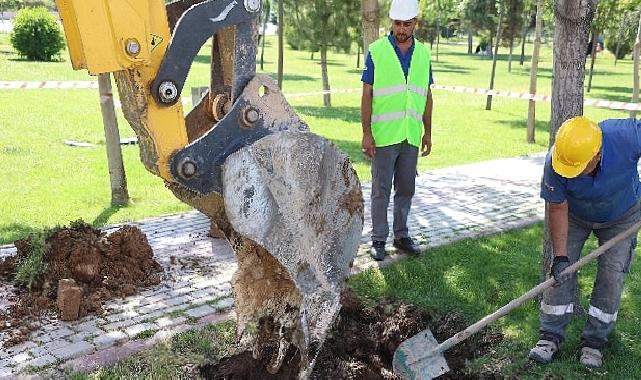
0, 153, 545, 376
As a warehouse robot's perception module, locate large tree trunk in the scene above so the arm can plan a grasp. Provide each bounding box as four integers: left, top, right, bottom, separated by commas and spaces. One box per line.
631, 11, 641, 119
486, 0, 504, 111
277, 0, 284, 89
362, 0, 379, 65
544, 0, 598, 314
98, 73, 129, 206
468, 27, 474, 54
526, 0, 543, 144
586, 28, 598, 93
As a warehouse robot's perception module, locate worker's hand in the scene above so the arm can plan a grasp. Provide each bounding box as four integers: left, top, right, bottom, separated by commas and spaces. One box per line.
362, 133, 376, 159
550, 255, 571, 286
421, 134, 432, 157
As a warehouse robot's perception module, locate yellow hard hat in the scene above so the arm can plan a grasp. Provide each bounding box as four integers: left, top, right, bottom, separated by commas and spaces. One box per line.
552, 116, 602, 178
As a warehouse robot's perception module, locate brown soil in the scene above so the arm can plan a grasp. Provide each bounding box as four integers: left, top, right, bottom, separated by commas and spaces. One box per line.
0, 223, 162, 347
199, 290, 503, 379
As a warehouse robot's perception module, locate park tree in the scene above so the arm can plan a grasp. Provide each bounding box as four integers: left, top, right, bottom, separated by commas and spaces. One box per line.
416, 0, 459, 61
586, 0, 618, 92
361, 0, 380, 66
544, 0, 598, 311
462, 0, 498, 56
259, 0, 271, 71
526, 0, 543, 143
285, 0, 360, 107
631, 10, 641, 118
501, 0, 525, 72
485, 0, 504, 110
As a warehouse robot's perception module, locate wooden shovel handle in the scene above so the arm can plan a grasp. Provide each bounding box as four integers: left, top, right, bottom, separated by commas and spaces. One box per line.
435, 221, 641, 355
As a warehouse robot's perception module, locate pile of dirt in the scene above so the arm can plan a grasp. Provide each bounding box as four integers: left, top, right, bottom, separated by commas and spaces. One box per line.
199, 290, 503, 379
0, 223, 162, 347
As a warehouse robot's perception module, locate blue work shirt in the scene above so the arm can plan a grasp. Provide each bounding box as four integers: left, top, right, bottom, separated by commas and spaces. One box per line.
361, 33, 434, 86
541, 118, 641, 222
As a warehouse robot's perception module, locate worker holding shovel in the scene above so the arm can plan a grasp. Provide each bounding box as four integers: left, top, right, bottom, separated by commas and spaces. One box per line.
529, 116, 641, 368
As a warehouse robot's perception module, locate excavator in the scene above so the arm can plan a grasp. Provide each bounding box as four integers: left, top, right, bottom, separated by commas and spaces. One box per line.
53, 0, 364, 376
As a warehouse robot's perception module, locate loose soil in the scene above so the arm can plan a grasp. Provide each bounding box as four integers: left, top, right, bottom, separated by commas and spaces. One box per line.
0, 223, 162, 348
199, 290, 503, 379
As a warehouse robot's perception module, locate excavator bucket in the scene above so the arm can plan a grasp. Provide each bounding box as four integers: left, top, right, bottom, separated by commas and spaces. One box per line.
55, 0, 364, 376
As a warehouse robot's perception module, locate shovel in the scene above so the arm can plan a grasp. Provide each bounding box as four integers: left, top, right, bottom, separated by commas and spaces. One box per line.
393, 221, 641, 380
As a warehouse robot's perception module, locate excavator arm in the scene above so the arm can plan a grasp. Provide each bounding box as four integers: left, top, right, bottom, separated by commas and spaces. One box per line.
55, 0, 363, 376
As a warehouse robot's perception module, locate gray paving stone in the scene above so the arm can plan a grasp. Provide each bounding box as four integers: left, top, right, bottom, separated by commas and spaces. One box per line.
125, 323, 158, 338
155, 316, 188, 328
214, 297, 234, 311
103, 318, 137, 331
0, 366, 12, 377
93, 331, 128, 350
185, 305, 216, 318
50, 341, 94, 360
27, 354, 57, 368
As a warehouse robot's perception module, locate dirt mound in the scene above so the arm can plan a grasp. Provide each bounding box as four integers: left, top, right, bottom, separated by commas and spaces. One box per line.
199, 290, 503, 379
0, 223, 162, 347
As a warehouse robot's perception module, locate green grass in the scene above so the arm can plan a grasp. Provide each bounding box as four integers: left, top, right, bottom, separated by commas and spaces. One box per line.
67, 320, 237, 379
14, 230, 49, 289
0, 32, 634, 244
349, 224, 641, 379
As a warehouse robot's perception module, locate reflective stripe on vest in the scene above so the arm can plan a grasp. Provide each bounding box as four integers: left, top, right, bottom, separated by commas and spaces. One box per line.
370, 37, 431, 148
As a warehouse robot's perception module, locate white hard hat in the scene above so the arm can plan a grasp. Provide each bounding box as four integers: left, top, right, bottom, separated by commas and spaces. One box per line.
389, 0, 419, 21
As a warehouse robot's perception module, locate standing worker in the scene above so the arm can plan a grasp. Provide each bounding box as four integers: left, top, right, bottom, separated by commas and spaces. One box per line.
529, 116, 641, 368
361, 0, 434, 261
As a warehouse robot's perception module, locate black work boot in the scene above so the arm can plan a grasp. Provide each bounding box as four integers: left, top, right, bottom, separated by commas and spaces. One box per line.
393, 237, 421, 256
370, 241, 387, 261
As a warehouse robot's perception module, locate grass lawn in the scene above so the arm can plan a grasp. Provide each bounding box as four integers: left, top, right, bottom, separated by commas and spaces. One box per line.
56, 224, 641, 379
0, 31, 633, 243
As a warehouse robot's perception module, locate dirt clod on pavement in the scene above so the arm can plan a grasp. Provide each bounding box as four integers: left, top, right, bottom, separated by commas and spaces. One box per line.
199, 290, 503, 379
0, 223, 162, 348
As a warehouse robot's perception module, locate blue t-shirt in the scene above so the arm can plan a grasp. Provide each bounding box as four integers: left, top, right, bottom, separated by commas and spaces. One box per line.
541, 118, 641, 222
361, 33, 434, 86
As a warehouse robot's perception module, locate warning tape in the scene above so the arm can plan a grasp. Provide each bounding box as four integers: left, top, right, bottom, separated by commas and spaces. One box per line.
0, 80, 98, 89
3, 80, 641, 112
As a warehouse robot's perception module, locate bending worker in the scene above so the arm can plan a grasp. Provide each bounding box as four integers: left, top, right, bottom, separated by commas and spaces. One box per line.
360, 0, 434, 261
529, 116, 641, 368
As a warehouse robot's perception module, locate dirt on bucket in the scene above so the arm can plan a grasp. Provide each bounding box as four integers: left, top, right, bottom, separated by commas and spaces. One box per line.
0, 222, 162, 348
199, 290, 503, 379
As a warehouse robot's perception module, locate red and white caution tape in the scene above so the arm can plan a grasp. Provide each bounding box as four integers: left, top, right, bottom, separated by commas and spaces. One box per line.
3, 80, 641, 112
0, 80, 98, 89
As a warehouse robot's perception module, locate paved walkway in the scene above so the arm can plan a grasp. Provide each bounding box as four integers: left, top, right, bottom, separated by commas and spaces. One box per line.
0, 153, 546, 377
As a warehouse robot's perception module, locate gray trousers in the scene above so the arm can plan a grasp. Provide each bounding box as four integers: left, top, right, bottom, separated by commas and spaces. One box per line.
370, 141, 418, 242
539, 202, 640, 349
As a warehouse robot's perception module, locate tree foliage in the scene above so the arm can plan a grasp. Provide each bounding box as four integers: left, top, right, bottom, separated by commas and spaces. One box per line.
284, 0, 359, 54
10, 7, 65, 61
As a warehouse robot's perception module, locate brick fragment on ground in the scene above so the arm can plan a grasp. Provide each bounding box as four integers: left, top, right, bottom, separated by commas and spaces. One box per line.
57, 279, 82, 321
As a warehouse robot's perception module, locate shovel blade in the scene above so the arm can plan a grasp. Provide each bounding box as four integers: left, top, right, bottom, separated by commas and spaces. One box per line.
393, 329, 450, 380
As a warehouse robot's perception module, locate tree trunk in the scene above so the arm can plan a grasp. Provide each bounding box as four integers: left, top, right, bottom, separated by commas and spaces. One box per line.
98, 73, 129, 206
614, 41, 621, 66
586, 28, 598, 93
519, 14, 528, 65
260, 3, 269, 71
468, 27, 473, 55
526, 0, 543, 144
486, 0, 504, 111
545, 0, 598, 314
631, 11, 641, 119
320, 43, 331, 107
508, 35, 514, 72
436, 20, 440, 62
277, 0, 284, 89
362, 0, 379, 65
356, 44, 361, 68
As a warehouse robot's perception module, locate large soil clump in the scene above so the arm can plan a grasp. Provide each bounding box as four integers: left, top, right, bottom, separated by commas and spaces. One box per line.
0, 223, 162, 347
199, 290, 503, 379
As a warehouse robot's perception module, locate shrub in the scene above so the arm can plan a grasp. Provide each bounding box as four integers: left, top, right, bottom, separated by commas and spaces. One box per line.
10, 7, 65, 61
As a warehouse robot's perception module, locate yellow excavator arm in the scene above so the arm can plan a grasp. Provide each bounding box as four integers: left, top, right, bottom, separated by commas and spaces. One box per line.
57, 0, 187, 181
54, 0, 364, 376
